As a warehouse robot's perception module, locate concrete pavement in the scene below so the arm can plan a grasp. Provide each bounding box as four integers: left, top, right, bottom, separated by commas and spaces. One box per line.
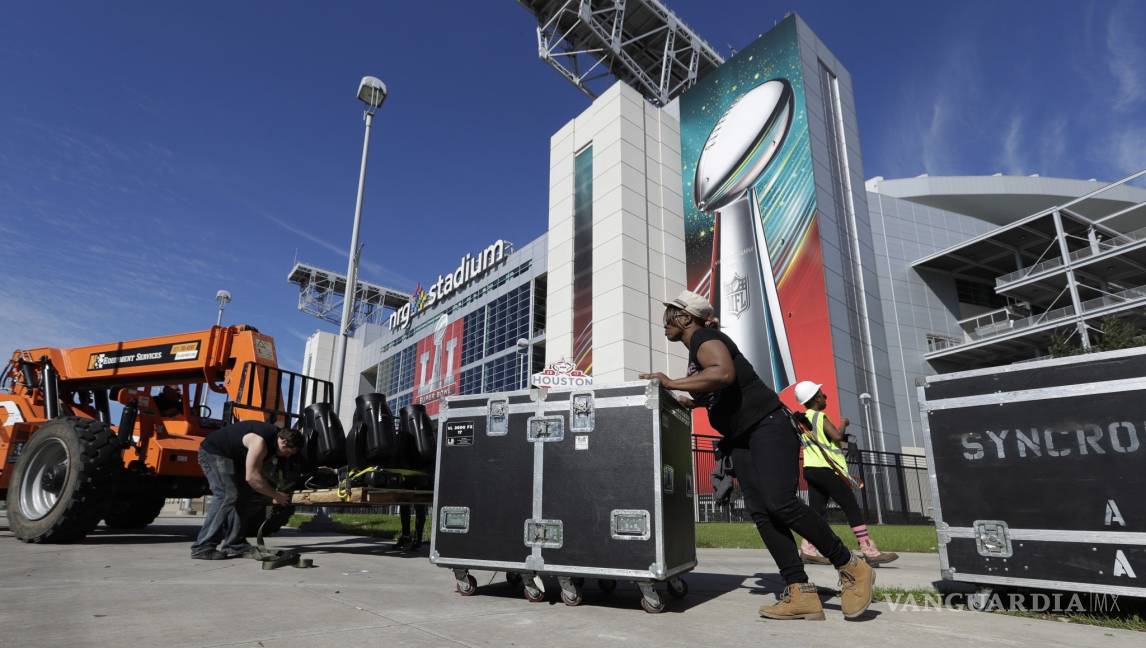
0, 515, 1137, 647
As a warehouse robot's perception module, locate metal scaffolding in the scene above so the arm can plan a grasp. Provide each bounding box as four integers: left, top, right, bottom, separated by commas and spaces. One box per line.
914, 168, 1146, 368
518, 0, 724, 106
287, 262, 410, 333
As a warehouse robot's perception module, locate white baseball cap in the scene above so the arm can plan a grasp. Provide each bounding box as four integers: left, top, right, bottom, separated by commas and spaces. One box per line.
794, 380, 823, 405
662, 290, 714, 320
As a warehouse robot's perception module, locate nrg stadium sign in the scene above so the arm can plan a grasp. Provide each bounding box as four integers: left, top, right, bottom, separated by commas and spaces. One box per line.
388, 240, 509, 330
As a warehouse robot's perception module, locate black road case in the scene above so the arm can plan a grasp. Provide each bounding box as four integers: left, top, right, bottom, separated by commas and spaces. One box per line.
917, 347, 1146, 599
430, 379, 697, 612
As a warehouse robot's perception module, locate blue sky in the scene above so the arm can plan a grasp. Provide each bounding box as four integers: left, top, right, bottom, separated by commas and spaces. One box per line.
1, 1, 1142, 372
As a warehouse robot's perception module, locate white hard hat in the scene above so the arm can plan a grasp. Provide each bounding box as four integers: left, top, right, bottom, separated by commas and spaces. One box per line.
662, 290, 714, 320
794, 380, 822, 405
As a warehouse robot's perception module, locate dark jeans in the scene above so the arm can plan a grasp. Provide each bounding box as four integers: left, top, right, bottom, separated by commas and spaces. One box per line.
191, 449, 251, 556
730, 410, 852, 584
400, 504, 427, 539
805, 467, 865, 528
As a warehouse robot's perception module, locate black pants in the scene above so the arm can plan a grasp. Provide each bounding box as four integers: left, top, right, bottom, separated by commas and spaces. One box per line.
804, 467, 865, 528
400, 504, 427, 538
730, 410, 852, 584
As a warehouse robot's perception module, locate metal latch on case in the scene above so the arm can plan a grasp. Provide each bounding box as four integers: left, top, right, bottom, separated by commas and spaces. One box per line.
610, 509, 651, 541
524, 519, 564, 548
527, 416, 564, 442
439, 507, 470, 534
973, 520, 1012, 558
488, 399, 509, 436
570, 392, 594, 433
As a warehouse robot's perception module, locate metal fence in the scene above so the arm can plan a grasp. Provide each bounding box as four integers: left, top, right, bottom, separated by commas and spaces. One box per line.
691, 435, 932, 525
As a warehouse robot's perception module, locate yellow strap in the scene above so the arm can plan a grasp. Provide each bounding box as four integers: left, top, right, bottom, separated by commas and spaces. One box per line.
338, 466, 383, 501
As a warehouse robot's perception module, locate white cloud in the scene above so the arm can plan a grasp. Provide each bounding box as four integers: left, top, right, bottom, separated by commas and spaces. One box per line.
286, 328, 312, 342
260, 211, 415, 287
0, 292, 92, 351
1106, 3, 1145, 112
1106, 126, 1146, 179
1039, 116, 1068, 175
920, 96, 952, 175
1000, 114, 1027, 176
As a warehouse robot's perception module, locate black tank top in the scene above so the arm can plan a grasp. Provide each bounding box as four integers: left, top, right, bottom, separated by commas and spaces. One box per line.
201, 421, 279, 470
687, 327, 781, 439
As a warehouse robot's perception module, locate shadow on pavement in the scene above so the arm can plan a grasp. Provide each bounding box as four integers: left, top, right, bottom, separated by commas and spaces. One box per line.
275, 535, 432, 559
80, 524, 199, 544
444, 570, 752, 614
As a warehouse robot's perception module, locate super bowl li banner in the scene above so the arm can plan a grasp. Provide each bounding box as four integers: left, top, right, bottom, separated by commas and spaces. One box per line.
679, 16, 840, 434
412, 315, 463, 417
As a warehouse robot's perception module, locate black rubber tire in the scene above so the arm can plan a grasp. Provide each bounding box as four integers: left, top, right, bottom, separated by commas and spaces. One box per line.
524, 586, 545, 603
103, 493, 166, 530
6, 417, 120, 543
597, 578, 618, 594
667, 578, 688, 599
505, 572, 524, 587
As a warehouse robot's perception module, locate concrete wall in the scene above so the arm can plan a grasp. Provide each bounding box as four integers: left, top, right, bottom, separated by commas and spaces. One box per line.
865, 188, 996, 449
546, 81, 688, 385
796, 16, 900, 453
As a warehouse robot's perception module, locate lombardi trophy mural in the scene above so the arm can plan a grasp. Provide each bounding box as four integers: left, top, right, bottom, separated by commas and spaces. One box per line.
693, 78, 796, 390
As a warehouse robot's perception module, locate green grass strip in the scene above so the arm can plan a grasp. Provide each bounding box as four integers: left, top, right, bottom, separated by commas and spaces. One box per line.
696, 522, 938, 553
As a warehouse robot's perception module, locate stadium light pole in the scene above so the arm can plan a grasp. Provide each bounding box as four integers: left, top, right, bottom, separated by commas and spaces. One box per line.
214, 290, 231, 327
859, 392, 884, 524
332, 76, 388, 418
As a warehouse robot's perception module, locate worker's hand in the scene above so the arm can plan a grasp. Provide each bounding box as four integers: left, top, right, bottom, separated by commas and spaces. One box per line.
841, 417, 850, 429
675, 394, 696, 408
272, 491, 290, 506
639, 372, 675, 389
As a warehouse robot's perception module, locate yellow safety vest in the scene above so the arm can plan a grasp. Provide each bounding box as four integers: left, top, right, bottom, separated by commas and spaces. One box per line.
802, 410, 848, 473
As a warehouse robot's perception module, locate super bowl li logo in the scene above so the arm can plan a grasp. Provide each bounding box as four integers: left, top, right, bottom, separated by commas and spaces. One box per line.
726, 273, 749, 318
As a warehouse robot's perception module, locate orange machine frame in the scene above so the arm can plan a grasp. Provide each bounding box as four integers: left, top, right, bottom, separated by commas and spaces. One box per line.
0, 325, 303, 491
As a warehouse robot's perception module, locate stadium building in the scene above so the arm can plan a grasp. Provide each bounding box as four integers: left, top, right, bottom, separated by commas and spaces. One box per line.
297, 8, 1146, 490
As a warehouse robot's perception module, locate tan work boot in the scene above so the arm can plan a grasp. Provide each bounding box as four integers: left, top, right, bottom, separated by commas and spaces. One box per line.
860, 538, 899, 566
800, 539, 831, 565
758, 583, 825, 620
837, 554, 876, 619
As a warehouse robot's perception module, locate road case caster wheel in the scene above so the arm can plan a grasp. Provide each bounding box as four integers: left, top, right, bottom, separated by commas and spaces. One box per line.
524, 585, 545, 603
667, 577, 688, 599
638, 582, 665, 614
558, 576, 583, 606
967, 587, 994, 612
455, 574, 478, 596
597, 578, 617, 594
640, 595, 666, 614
561, 589, 583, 606
505, 572, 524, 587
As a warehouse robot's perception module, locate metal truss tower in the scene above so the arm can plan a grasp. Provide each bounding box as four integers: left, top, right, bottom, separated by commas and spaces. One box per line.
287, 262, 410, 333
519, 0, 724, 106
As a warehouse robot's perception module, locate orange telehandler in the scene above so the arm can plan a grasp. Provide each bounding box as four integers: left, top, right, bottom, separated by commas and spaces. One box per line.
0, 325, 338, 543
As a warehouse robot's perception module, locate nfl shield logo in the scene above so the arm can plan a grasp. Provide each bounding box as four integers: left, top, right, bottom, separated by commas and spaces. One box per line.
726, 273, 749, 318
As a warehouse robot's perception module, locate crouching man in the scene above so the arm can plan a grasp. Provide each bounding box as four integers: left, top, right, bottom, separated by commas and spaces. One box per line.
190, 421, 302, 560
